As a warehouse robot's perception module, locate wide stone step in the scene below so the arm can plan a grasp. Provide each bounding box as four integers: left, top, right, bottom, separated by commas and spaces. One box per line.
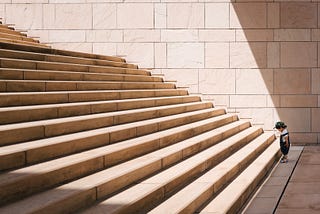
0, 49, 137, 69
0, 115, 239, 211
0, 80, 175, 92
0, 32, 38, 43
0, 101, 211, 146
0, 68, 163, 82
80, 125, 262, 214
0, 41, 125, 63
199, 140, 280, 214
148, 132, 275, 214
0, 95, 199, 124
0, 89, 188, 107
0, 108, 225, 171
0, 37, 48, 48
0, 58, 150, 76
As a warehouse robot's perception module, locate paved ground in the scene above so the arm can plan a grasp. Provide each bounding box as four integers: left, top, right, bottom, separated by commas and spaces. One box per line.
275, 146, 320, 214
244, 145, 320, 214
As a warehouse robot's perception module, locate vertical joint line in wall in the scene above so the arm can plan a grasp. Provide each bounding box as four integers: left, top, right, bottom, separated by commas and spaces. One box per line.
91, 4, 93, 30
266, 2, 268, 29
204, 3, 206, 29
228, 2, 230, 29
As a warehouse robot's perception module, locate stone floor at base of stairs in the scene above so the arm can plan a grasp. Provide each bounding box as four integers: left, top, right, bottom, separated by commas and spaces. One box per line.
243, 146, 304, 214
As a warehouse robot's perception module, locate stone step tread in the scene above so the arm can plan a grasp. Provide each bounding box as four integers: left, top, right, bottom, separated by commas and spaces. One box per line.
0, 95, 198, 112
0, 49, 136, 69
0, 108, 224, 171
0, 89, 189, 107
0, 116, 240, 212
0, 79, 176, 92
0, 38, 48, 48
0, 101, 209, 131
0, 41, 125, 63
0, 95, 200, 124
148, 132, 275, 214
0, 58, 150, 76
80, 124, 260, 214
0, 32, 38, 43
199, 140, 280, 214
0, 68, 163, 82
0, 101, 210, 146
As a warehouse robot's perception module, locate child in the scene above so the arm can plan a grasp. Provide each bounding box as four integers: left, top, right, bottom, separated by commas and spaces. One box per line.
274, 121, 290, 163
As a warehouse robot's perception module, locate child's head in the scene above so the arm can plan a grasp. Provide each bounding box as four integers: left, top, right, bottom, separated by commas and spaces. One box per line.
274, 121, 287, 131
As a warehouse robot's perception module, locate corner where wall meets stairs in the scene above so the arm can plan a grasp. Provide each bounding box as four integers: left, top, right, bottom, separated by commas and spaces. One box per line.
0, 20, 281, 214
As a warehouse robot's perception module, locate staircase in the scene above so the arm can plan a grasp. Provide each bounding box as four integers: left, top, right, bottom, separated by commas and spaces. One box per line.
0, 21, 281, 214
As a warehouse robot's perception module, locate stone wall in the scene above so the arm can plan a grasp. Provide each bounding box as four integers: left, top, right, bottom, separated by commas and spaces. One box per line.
0, 0, 319, 144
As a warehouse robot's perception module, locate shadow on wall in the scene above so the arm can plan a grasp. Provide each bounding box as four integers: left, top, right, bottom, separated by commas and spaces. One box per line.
232, 1, 320, 144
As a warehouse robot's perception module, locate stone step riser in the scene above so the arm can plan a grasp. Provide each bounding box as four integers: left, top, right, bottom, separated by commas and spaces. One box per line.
0, 58, 149, 76
0, 50, 137, 69
0, 89, 188, 107
0, 114, 236, 205
0, 108, 223, 171
0, 102, 211, 146
0, 80, 175, 92
0, 69, 162, 82
0, 96, 200, 125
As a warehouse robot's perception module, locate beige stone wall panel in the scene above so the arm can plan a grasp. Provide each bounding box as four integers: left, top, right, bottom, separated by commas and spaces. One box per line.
5, 4, 43, 29
205, 43, 230, 68
280, 95, 318, 108
236, 69, 273, 95
117, 43, 154, 68
280, 3, 317, 29
280, 42, 317, 68
167, 3, 204, 29
44, 4, 92, 29
199, 69, 235, 94
312, 69, 320, 94
275, 108, 311, 133
117, 3, 154, 29
205, 3, 229, 29
312, 108, 320, 132
93, 3, 116, 29
230, 42, 267, 68
230, 3, 267, 29
274, 69, 311, 95
167, 43, 204, 68
162, 69, 199, 93
86, 30, 123, 43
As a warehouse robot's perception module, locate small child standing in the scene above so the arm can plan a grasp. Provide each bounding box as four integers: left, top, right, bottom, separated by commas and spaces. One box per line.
275, 121, 290, 163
